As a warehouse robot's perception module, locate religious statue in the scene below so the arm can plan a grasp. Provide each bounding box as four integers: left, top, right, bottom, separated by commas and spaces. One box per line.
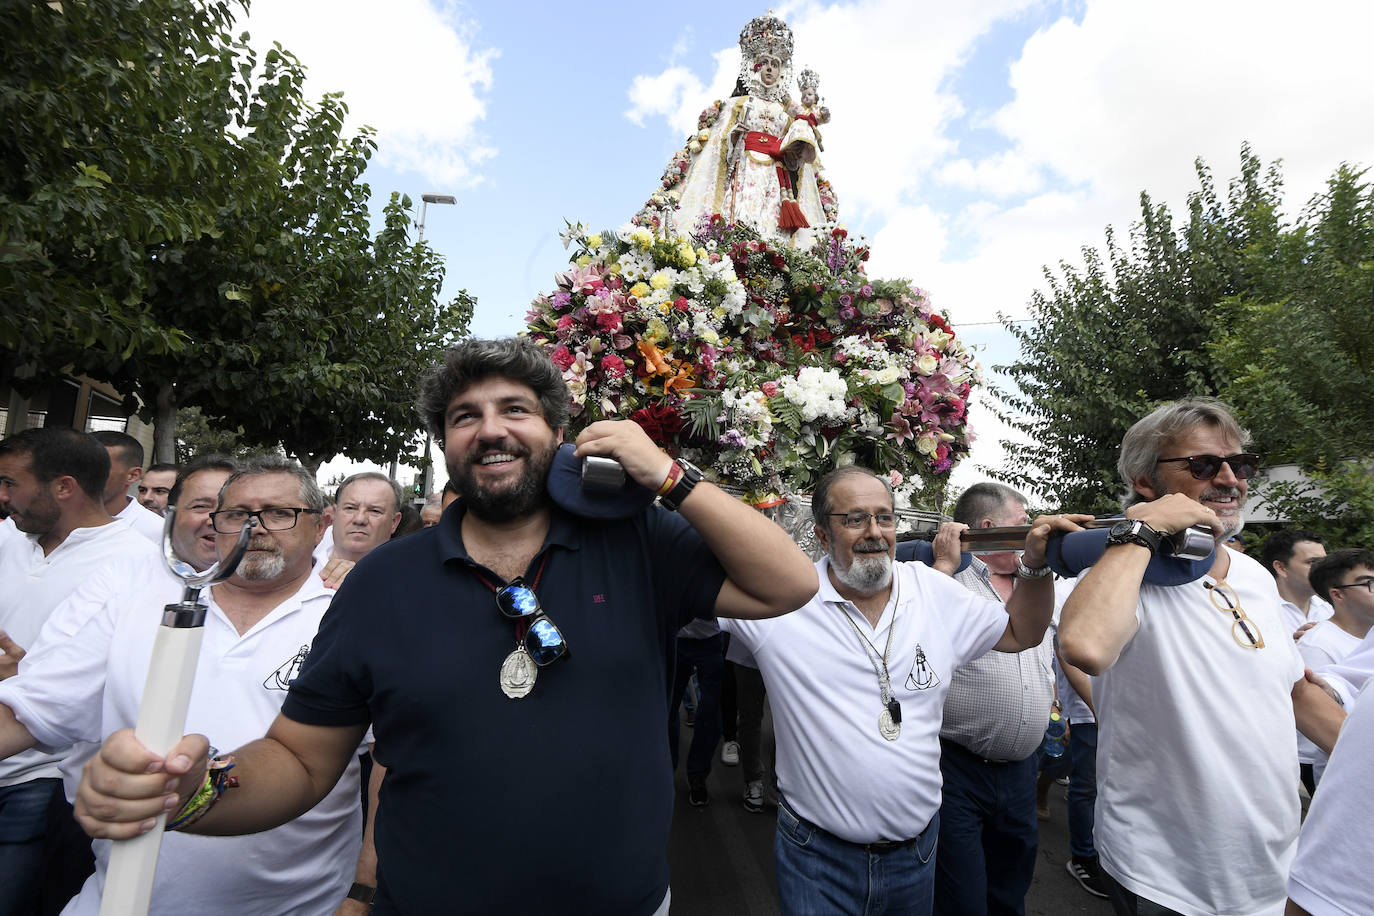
654, 12, 836, 245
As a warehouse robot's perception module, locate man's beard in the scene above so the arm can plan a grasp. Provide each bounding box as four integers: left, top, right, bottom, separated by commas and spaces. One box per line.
10, 488, 59, 535
238, 537, 286, 580
1203, 485, 1246, 540
450, 438, 558, 522
831, 538, 893, 593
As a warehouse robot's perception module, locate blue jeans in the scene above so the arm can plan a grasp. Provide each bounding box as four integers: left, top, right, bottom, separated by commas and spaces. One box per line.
775, 798, 938, 916
933, 740, 1038, 916
668, 634, 724, 780
1066, 722, 1099, 859
0, 778, 54, 914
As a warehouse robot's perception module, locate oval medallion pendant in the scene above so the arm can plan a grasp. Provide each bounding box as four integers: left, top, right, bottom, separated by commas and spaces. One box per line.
500, 646, 537, 699
878, 708, 901, 741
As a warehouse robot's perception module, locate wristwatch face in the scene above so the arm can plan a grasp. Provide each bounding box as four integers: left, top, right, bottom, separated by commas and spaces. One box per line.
1108, 520, 1140, 541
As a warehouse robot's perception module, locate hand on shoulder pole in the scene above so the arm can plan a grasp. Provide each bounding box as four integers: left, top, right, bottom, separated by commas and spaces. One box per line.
75, 729, 209, 841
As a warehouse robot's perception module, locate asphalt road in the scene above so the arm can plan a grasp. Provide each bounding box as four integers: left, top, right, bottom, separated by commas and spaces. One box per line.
665, 712, 1114, 916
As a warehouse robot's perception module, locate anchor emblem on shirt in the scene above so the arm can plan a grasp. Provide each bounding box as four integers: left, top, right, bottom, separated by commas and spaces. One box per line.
905, 645, 939, 690
264, 645, 311, 690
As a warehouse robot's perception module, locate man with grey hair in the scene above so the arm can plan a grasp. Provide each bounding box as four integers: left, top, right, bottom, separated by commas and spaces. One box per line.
928, 481, 1058, 916
0, 454, 374, 915
722, 465, 1084, 915
1060, 397, 1346, 916
327, 472, 403, 565
75, 336, 817, 916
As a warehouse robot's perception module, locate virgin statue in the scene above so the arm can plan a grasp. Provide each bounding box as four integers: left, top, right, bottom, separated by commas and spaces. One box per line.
666, 12, 833, 245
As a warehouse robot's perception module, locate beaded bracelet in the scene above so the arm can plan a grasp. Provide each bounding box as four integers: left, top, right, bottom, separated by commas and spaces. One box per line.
167, 754, 238, 831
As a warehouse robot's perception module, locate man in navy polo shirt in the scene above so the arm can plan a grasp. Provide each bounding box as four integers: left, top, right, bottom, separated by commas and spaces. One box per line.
74, 337, 818, 916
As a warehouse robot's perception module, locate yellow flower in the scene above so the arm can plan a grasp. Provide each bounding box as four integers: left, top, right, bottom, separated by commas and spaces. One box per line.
586, 233, 603, 249
644, 318, 669, 343
677, 244, 696, 266
699, 328, 720, 346
576, 254, 592, 267
630, 228, 654, 249
630, 282, 651, 299
697, 247, 709, 261
649, 271, 672, 290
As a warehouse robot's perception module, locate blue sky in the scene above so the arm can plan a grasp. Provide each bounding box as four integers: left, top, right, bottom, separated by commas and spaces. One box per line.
236, 0, 1374, 492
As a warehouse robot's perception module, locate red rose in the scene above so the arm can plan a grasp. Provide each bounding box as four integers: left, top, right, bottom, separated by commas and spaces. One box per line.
674, 296, 690, 311
630, 404, 686, 446
771, 254, 786, 269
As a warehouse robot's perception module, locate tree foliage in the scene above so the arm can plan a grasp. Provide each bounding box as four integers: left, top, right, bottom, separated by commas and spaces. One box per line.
1, 1, 473, 469
995, 147, 1374, 541
992, 147, 1284, 513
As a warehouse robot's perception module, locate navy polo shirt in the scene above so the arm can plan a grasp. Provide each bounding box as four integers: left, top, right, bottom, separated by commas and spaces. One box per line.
283, 501, 726, 915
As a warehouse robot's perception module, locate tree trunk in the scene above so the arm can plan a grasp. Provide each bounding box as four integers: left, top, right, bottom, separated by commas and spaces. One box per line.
152, 383, 178, 464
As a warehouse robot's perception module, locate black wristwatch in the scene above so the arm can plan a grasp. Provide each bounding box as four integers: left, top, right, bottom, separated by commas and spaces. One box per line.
1105, 519, 1164, 554
347, 882, 376, 906
660, 459, 704, 512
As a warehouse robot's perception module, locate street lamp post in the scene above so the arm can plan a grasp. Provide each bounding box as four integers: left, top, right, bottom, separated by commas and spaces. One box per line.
391, 193, 457, 490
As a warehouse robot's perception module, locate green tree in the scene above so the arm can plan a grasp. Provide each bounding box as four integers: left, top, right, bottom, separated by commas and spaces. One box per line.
1211, 165, 1374, 544
2, 2, 472, 470
1, 0, 240, 363
993, 147, 1284, 512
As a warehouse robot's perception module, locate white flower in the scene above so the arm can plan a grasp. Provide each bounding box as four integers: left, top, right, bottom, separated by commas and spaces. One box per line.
780, 367, 849, 422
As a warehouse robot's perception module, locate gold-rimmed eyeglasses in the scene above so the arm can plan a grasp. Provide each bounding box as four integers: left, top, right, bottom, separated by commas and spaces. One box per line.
1204, 580, 1265, 649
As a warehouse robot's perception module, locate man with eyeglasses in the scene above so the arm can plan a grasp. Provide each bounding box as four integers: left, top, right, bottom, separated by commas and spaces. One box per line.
720, 466, 1084, 915
1292, 548, 1374, 791
1060, 397, 1346, 916
0, 455, 375, 915
72, 337, 817, 916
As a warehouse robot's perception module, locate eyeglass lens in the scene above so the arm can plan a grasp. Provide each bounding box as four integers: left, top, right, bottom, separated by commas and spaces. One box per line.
1182, 454, 1259, 480
497, 583, 540, 619
526, 618, 568, 665
837, 512, 897, 529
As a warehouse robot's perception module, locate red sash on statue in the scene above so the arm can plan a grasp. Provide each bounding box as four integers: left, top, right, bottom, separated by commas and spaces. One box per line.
743, 131, 810, 230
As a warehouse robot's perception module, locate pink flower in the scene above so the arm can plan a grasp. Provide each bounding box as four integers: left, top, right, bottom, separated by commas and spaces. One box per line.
600, 354, 627, 380
860, 285, 874, 298
552, 291, 572, 309
612, 334, 634, 350
761, 381, 779, 397
555, 315, 576, 338
838, 293, 853, 307
887, 413, 915, 444
550, 344, 575, 371
596, 311, 622, 333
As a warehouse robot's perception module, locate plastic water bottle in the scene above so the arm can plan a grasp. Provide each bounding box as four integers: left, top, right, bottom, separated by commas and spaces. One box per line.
1040, 709, 1068, 758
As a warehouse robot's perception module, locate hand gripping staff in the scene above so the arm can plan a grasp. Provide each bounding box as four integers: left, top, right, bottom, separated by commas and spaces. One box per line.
99, 510, 255, 916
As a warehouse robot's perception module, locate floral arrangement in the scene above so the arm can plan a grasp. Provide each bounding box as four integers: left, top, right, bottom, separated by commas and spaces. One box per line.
524, 216, 980, 504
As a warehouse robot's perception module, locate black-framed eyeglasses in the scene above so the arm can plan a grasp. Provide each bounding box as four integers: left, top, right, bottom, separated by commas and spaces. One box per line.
1204, 580, 1265, 649
828, 512, 897, 530
1156, 453, 1261, 481
1332, 578, 1374, 595
495, 578, 570, 666
209, 507, 322, 534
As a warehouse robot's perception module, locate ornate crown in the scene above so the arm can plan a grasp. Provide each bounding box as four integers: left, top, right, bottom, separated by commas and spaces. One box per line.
739, 11, 793, 64
797, 68, 820, 95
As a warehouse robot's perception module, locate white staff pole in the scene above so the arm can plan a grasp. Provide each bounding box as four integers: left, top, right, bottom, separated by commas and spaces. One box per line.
98, 512, 255, 916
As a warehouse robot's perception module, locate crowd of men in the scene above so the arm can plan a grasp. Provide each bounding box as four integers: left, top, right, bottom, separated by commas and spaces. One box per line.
0, 338, 1370, 916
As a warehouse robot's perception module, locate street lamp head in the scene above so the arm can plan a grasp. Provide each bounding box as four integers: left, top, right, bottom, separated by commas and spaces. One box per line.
422, 193, 456, 205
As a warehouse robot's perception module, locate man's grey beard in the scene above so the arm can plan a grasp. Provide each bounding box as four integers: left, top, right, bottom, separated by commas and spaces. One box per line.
831, 549, 893, 593
238, 549, 286, 581
1202, 485, 1246, 541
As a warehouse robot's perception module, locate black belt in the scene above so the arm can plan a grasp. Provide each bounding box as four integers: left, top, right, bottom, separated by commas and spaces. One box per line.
779, 795, 932, 853
940, 736, 1017, 766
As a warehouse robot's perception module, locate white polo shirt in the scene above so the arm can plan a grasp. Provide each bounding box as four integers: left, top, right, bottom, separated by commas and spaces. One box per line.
1287, 685, 1374, 916
0, 552, 363, 916
1094, 547, 1304, 916
1281, 594, 1334, 638
0, 518, 152, 788
721, 556, 1007, 844
1318, 630, 1374, 708
1296, 621, 1363, 767
115, 496, 167, 544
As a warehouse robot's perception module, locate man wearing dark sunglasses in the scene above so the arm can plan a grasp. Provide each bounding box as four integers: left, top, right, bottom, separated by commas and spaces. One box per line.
73, 337, 818, 916
1060, 398, 1346, 916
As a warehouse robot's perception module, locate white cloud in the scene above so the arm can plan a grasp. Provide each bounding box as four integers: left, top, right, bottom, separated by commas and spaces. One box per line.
238, 0, 497, 188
